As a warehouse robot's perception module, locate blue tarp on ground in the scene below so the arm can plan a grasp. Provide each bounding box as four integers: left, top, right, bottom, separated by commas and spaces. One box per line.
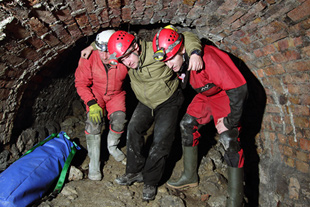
0, 131, 76, 207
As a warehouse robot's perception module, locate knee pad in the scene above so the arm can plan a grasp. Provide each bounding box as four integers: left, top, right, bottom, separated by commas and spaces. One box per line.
110, 111, 126, 133
219, 128, 243, 167
180, 114, 199, 146
85, 113, 104, 135
219, 128, 240, 153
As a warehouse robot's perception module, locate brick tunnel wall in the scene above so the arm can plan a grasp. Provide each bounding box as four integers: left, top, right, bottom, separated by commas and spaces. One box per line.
0, 0, 309, 206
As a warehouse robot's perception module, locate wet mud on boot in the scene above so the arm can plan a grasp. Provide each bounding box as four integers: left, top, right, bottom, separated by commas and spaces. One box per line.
226, 167, 244, 207
115, 172, 143, 185
142, 184, 157, 201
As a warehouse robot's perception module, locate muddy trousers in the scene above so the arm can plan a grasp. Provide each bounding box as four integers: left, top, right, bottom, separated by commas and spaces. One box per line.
126, 90, 183, 186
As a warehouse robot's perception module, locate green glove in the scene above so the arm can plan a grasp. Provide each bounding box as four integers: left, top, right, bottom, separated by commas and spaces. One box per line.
89, 103, 103, 124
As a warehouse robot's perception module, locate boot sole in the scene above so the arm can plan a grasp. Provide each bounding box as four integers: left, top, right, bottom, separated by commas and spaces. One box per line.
142, 196, 155, 202
166, 182, 198, 189
88, 174, 102, 181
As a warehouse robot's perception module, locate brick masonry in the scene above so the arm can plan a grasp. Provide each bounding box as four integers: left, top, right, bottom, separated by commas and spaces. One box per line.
0, 0, 309, 206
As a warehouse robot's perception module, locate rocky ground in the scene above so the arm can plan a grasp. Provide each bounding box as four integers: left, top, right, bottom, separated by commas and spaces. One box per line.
34, 100, 233, 207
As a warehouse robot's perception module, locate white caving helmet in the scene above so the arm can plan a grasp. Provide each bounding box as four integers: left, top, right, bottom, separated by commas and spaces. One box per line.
95, 29, 116, 52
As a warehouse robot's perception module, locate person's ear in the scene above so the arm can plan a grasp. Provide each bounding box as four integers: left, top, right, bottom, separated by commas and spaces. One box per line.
134, 43, 139, 51
178, 44, 185, 55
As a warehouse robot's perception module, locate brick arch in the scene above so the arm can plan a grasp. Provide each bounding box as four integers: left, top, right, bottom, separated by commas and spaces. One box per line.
0, 1, 309, 205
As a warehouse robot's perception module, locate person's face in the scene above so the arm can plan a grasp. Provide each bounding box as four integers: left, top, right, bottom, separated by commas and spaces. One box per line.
164, 45, 185, 72
165, 54, 184, 72
120, 44, 139, 69
98, 50, 110, 64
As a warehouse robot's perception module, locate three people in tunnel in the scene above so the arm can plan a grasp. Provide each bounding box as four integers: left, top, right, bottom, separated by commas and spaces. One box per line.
76, 25, 247, 206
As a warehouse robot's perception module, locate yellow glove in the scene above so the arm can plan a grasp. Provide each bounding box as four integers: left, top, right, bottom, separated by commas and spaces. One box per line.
89, 103, 103, 124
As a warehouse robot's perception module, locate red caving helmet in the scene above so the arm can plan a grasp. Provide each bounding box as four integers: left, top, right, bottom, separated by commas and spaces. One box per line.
152, 25, 183, 62
108, 30, 135, 65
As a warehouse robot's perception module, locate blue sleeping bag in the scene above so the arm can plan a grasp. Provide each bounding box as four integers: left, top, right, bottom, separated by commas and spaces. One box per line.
0, 131, 79, 207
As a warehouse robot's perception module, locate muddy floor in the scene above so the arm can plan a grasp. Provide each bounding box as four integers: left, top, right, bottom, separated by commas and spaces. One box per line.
35, 100, 229, 207
37, 133, 212, 207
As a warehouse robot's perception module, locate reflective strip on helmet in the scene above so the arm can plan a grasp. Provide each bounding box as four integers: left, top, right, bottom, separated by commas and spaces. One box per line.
166, 34, 183, 54
95, 40, 108, 51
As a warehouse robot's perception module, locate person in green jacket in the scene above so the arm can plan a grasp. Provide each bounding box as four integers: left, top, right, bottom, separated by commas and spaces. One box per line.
80, 26, 202, 201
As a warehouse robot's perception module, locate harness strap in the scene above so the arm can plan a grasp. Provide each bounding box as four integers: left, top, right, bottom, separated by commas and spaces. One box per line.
21, 132, 80, 205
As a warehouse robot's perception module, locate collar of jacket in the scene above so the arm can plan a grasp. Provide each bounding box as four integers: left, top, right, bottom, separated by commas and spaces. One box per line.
137, 39, 160, 70
137, 39, 147, 71
179, 52, 189, 74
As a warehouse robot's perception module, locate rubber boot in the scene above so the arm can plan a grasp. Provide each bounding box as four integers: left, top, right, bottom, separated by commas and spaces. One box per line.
167, 146, 198, 189
226, 167, 244, 207
107, 130, 126, 163
86, 134, 102, 180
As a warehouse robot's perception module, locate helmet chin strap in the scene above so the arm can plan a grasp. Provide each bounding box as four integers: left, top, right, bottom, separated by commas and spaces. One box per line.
130, 47, 140, 70
132, 50, 139, 57
132, 51, 141, 71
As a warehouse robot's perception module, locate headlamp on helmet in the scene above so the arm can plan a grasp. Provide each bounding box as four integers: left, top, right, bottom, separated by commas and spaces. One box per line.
109, 52, 119, 65
153, 47, 166, 61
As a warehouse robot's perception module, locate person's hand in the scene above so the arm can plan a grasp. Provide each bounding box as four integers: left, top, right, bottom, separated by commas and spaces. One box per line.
81, 45, 94, 59
89, 103, 103, 124
188, 54, 203, 71
216, 117, 228, 134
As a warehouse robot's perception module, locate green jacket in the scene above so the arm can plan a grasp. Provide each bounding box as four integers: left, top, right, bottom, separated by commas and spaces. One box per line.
91, 31, 201, 109
129, 31, 201, 109
182, 31, 202, 56
128, 39, 178, 109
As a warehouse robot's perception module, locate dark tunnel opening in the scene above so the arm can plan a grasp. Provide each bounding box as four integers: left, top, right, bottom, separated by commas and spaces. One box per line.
10, 23, 171, 153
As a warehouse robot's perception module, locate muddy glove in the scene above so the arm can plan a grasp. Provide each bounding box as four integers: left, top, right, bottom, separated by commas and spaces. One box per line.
89, 103, 103, 124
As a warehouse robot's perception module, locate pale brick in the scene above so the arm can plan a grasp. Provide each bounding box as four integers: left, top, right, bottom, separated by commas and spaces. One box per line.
296, 160, 309, 173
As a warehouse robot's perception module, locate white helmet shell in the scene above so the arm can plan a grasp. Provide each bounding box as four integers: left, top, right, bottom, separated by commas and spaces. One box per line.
95, 29, 116, 51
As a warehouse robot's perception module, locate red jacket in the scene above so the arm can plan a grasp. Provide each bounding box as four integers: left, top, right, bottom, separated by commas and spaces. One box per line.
189, 45, 247, 129
75, 50, 128, 110
190, 45, 246, 94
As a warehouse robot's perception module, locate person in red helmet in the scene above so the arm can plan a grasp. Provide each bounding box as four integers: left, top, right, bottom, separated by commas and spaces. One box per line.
153, 26, 248, 207
109, 29, 203, 201
81, 28, 203, 201
75, 30, 128, 181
